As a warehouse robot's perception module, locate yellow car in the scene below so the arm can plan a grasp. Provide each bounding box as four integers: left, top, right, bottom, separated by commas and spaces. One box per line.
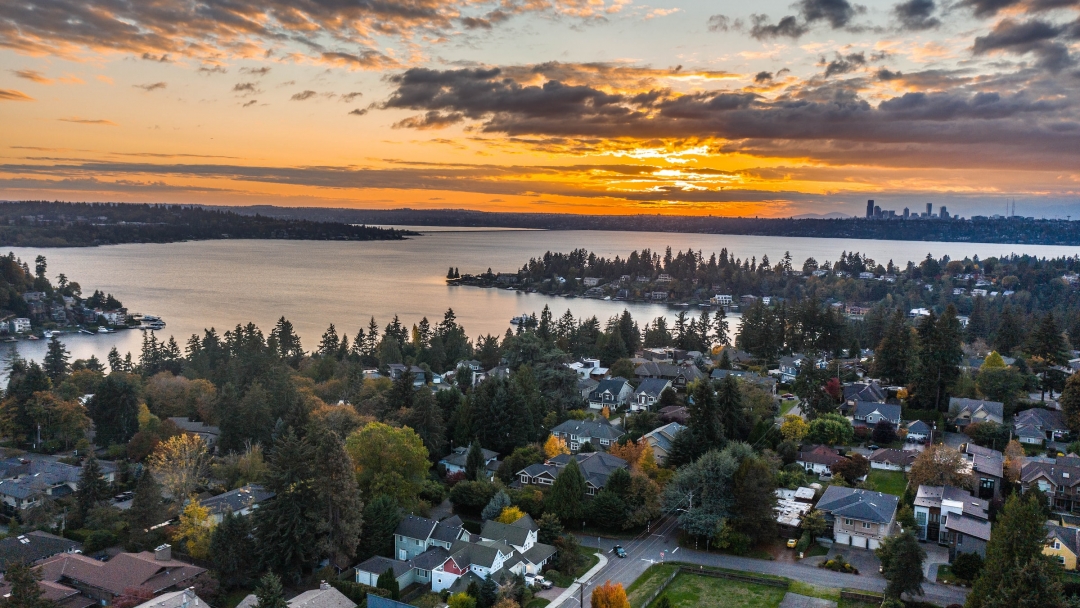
786, 539, 798, 549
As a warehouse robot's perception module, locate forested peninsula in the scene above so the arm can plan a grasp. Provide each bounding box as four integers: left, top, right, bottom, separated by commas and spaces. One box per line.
0, 202, 412, 247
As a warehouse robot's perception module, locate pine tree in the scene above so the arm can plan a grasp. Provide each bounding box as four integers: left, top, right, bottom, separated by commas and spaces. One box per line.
911, 307, 963, 411
715, 375, 747, 441
209, 511, 257, 590
126, 471, 164, 549
377, 568, 400, 600
312, 428, 364, 565
546, 458, 586, 523
42, 335, 69, 382
481, 490, 511, 521
717, 349, 732, 370
1027, 312, 1068, 365
88, 373, 140, 446
465, 441, 485, 481
993, 306, 1024, 355
687, 380, 722, 455
253, 573, 288, 608
967, 296, 989, 341
253, 431, 322, 581
402, 390, 446, 458
357, 494, 401, 560
74, 455, 110, 525
3, 560, 55, 608
873, 310, 912, 385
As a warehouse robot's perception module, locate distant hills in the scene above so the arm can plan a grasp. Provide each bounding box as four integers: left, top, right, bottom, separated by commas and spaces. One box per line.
791, 212, 852, 220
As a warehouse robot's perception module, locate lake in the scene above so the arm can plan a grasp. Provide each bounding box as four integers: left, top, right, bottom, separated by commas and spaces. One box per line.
5, 228, 1077, 368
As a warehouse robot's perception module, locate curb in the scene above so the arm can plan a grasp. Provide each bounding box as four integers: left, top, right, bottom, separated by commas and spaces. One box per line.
547, 552, 609, 607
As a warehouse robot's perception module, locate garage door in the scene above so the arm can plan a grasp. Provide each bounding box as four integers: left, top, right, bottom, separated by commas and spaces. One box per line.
835, 533, 850, 546
868, 538, 881, 550
851, 535, 868, 549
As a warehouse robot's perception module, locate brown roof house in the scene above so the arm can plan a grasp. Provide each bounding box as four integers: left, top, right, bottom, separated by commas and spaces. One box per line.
37, 545, 205, 604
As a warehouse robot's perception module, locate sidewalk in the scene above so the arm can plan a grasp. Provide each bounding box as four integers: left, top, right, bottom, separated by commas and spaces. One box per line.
547, 552, 609, 607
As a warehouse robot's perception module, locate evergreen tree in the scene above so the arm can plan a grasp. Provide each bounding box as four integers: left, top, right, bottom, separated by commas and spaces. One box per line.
2, 560, 55, 608
402, 390, 446, 458
209, 511, 257, 590
377, 568, 400, 600
911, 307, 963, 411
74, 455, 110, 525
546, 458, 586, 523
967, 296, 989, 341
465, 441, 485, 481
312, 428, 364, 565
1027, 312, 1068, 365
253, 573, 288, 608
687, 380, 722, 456
481, 490, 511, 521
993, 306, 1025, 355
42, 335, 69, 382
537, 512, 563, 545
873, 310, 912, 385
876, 529, 926, 600
126, 471, 164, 549
968, 493, 1061, 608
88, 373, 140, 446
253, 431, 322, 582
357, 494, 401, 560
477, 578, 497, 608
732, 456, 776, 545
107, 347, 123, 374
717, 349, 732, 370
713, 308, 730, 346
715, 375, 747, 441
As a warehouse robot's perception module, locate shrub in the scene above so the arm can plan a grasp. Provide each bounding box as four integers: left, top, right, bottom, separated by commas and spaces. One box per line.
950, 552, 984, 582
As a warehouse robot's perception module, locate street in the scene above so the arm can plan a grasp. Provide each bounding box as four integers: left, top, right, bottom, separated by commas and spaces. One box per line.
563, 517, 970, 608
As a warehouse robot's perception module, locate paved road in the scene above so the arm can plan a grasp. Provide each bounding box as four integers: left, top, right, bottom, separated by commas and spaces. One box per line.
569, 517, 969, 608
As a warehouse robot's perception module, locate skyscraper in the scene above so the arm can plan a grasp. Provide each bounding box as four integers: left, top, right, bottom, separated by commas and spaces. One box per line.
867, 200, 875, 219
926, 203, 933, 217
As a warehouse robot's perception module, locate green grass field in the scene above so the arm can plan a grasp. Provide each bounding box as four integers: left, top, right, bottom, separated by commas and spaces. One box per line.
866, 469, 908, 496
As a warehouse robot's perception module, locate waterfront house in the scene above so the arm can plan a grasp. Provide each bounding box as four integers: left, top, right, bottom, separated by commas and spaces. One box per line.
815, 486, 898, 550
643, 422, 686, 464
588, 378, 632, 410
914, 485, 991, 560
549, 419, 624, 451
10, 318, 30, 333
631, 378, 672, 411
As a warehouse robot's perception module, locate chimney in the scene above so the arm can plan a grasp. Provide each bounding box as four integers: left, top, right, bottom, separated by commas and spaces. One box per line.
320, 581, 330, 591
154, 544, 172, 561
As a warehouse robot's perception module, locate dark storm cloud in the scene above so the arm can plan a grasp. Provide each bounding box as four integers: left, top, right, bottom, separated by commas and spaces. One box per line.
960, 0, 1078, 18
893, 0, 939, 31
821, 52, 867, 77
973, 19, 1079, 72
750, 0, 864, 39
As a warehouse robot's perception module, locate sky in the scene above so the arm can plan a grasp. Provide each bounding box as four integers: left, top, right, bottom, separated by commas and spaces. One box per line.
1, 0, 1079, 218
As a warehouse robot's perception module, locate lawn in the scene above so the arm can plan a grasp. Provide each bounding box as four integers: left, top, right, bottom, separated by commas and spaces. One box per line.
647, 573, 787, 608
779, 400, 798, 416
865, 469, 908, 497
546, 547, 600, 588
524, 599, 550, 608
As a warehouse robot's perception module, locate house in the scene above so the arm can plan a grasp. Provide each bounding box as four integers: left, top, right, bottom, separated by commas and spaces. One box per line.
658, 405, 689, 425
132, 589, 211, 608
1021, 456, 1080, 513
387, 364, 426, 384
10, 318, 30, 333
588, 378, 632, 410
634, 361, 705, 391
201, 485, 274, 524
239, 582, 354, 608
167, 418, 221, 449
843, 382, 886, 409
796, 445, 846, 476
711, 294, 733, 306
1013, 408, 1070, 444
392, 514, 469, 561
868, 448, 917, 472
577, 377, 599, 402
0, 531, 80, 571
439, 445, 501, 480
709, 369, 777, 394
776, 355, 805, 383
631, 378, 672, 411
0, 460, 117, 511
1045, 524, 1080, 570
549, 419, 624, 451
568, 358, 604, 379
949, 398, 1004, 429
775, 487, 816, 533
905, 420, 932, 443
815, 486, 899, 550
354, 556, 413, 589
851, 402, 901, 427
715, 348, 754, 367
962, 443, 1004, 501
643, 422, 686, 464
38, 545, 206, 604
517, 452, 628, 496
913, 485, 992, 560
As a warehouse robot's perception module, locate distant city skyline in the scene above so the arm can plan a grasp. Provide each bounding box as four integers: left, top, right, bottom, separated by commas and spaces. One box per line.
1, 0, 1079, 218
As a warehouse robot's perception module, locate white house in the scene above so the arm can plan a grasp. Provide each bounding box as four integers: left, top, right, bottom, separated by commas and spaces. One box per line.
10, 318, 30, 333
631, 378, 672, 411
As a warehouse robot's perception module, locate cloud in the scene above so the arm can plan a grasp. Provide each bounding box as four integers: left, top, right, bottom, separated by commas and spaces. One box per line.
242, 99, 258, 107
320, 51, 400, 71
240, 66, 271, 75
972, 18, 1078, 72
134, 81, 167, 91
233, 82, 261, 96
749, 0, 865, 39
821, 52, 867, 77
198, 65, 227, 75
707, 15, 742, 31
959, 0, 1079, 18
341, 92, 363, 102
750, 15, 810, 39
58, 117, 116, 125
349, 108, 367, 115
141, 52, 171, 62
0, 89, 34, 101
893, 0, 939, 30
461, 16, 493, 29
754, 71, 773, 83
290, 90, 318, 101
12, 69, 52, 84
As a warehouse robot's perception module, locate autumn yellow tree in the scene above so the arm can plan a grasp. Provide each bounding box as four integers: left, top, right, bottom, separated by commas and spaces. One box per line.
1003, 439, 1026, 483
591, 581, 629, 608
780, 414, 809, 442
609, 439, 645, 467
497, 506, 525, 524
544, 435, 570, 458
149, 433, 209, 500
173, 496, 214, 559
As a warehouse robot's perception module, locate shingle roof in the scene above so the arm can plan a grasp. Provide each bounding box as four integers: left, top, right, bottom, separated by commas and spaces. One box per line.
816, 486, 898, 524
1021, 459, 1080, 488
853, 402, 901, 423
290, 586, 356, 608
548, 452, 629, 489
634, 378, 671, 398
644, 422, 686, 453
521, 543, 557, 566
550, 419, 624, 441
448, 539, 505, 569
843, 382, 886, 403
480, 520, 531, 547
410, 547, 450, 571
797, 445, 845, 466
201, 485, 273, 516
394, 515, 438, 542
1014, 408, 1068, 432
430, 516, 465, 543
868, 448, 916, 467
131, 589, 208, 608
906, 420, 931, 434
0, 531, 80, 571
964, 444, 1004, 478
38, 552, 206, 596
439, 447, 499, 468
166, 418, 221, 438
950, 398, 1004, 423
1048, 523, 1080, 557
945, 515, 992, 542
354, 556, 410, 578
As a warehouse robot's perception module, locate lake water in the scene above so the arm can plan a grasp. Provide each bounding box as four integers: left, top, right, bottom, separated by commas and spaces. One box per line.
5, 228, 1078, 368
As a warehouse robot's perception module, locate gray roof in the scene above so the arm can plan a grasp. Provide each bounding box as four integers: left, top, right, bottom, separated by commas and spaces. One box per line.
1021, 458, 1080, 488
950, 398, 1004, 423
355, 556, 410, 579
289, 587, 356, 608
440, 446, 499, 468
167, 418, 220, 437
0, 531, 80, 571
590, 378, 630, 400
868, 448, 916, 467
816, 486, 898, 524
430, 515, 466, 543
448, 539, 505, 569
548, 452, 629, 489
906, 420, 931, 433
945, 515, 992, 542
1048, 523, 1080, 557
132, 589, 208, 608
853, 401, 901, 423
521, 543, 557, 566
844, 382, 886, 403
201, 485, 273, 516
480, 520, 531, 547
644, 422, 686, 453
1014, 408, 1068, 432
634, 378, 671, 398
409, 547, 449, 571
914, 485, 989, 519
394, 515, 438, 542
550, 419, 624, 442
965, 444, 1004, 478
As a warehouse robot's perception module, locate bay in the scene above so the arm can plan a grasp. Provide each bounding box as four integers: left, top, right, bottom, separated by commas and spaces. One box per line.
4, 228, 1076, 368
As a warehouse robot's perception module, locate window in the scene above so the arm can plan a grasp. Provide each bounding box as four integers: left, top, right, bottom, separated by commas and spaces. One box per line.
845, 519, 853, 526
1058, 556, 1067, 565
940, 515, 947, 526
1054, 540, 1062, 549
957, 534, 963, 545
916, 512, 927, 525
862, 522, 871, 529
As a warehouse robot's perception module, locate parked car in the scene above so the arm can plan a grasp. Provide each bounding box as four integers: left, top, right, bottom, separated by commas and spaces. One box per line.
612, 545, 627, 558
786, 539, 798, 549
536, 576, 553, 590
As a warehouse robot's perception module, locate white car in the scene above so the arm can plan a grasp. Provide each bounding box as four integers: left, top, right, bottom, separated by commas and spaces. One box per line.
528, 575, 553, 590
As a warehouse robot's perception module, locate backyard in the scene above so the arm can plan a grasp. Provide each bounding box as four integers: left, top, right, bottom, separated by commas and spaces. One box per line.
865, 469, 908, 496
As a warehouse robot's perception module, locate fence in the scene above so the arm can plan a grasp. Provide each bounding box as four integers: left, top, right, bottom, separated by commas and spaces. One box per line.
636, 565, 790, 608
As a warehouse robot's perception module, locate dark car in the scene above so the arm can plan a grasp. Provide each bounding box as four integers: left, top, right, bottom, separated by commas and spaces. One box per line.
613, 545, 627, 558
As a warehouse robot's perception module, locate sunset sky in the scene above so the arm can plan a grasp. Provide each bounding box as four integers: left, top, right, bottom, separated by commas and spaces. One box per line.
2, 0, 1079, 218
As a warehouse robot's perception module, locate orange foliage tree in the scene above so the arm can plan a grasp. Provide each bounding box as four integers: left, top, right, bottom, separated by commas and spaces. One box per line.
591, 581, 630, 608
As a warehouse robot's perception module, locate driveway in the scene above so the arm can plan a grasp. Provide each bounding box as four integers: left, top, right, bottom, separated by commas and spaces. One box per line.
942, 432, 966, 449
570, 518, 969, 608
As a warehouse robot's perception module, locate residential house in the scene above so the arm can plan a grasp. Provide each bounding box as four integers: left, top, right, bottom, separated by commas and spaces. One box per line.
549, 419, 624, 451
851, 401, 902, 428
37, 545, 206, 604
643, 422, 686, 464
387, 364, 426, 384
0, 460, 117, 512
354, 556, 413, 589
1021, 456, 1080, 513
796, 445, 846, 477
949, 398, 1004, 430
709, 369, 777, 394
776, 355, 805, 384
905, 420, 932, 443
439, 446, 500, 480
577, 378, 599, 402
132, 589, 211, 608
0, 531, 80, 572
1045, 524, 1080, 570
868, 448, 917, 472
843, 382, 886, 410
588, 378, 633, 410
631, 378, 672, 411
963, 443, 1004, 501
715, 347, 754, 367
1013, 408, 1070, 445
238, 582, 354, 608
775, 487, 816, 534
517, 452, 628, 496
658, 405, 688, 425
201, 485, 274, 524
815, 486, 898, 550
568, 358, 605, 379
392, 515, 469, 562
914, 485, 992, 560
10, 318, 30, 333
167, 418, 221, 449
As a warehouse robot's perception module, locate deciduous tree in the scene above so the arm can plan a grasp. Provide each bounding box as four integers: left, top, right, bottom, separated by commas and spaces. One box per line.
908, 444, 968, 489
591, 581, 629, 608
173, 497, 214, 560
876, 529, 926, 600
149, 434, 210, 500
345, 422, 430, 507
